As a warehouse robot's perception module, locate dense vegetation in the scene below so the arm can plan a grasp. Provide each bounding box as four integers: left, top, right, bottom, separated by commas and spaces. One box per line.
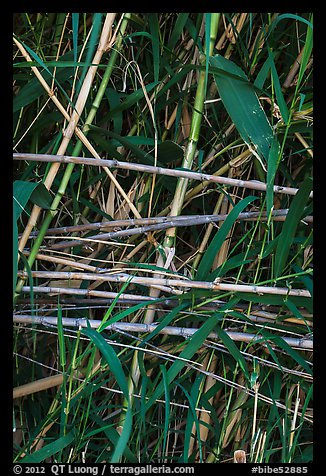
13, 13, 313, 463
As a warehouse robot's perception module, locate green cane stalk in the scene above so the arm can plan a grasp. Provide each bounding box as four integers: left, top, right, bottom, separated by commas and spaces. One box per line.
124, 14, 221, 423
164, 13, 220, 249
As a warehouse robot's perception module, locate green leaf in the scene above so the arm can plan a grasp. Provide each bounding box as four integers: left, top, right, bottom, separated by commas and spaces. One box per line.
160, 364, 170, 459
178, 379, 203, 463
77, 13, 103, 95
82, 326, 132, 463
143, 302, 190, 343
19, 430, 75, 463
72, 13, 79, 70
157, 140, 184, 164
240, 292, 312, 313
260, 331, 312, 375
254, 51, 278, 90
17, 251, 35, 313
267, 14, 313, 39
145, 313, 219, 411
215, 324, 249, 381
105, 82, 159, 118
110, 406, 132, 463
168, 14, 189, 51
90, 413, 138, 463
88, 127, 157, 166
30, 183, 53, 209
148, 14, 160, 83
14, 41, 75, 112
196, 195, 258, 281
266, 136, 281, 214
105, 87, 123, 135
13, 61, 73, 112
182, 375, 204, 462
285, 299, 312, 330
13, 180, 40, 221
78, 196, 112, 221
82, 326, 129, 396
13, 180, 51, 295
274, 177, 313, 278
297, 15, 313, 88
291, 264, 313, 295
210, 54, 274, 163
267, 47, 289, 123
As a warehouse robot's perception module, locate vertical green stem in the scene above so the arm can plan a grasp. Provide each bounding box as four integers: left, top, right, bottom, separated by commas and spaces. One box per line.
164, 14, 221, 249
163, 68, 206, 248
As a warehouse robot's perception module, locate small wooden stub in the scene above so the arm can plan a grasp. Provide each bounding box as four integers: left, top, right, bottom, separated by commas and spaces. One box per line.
234, 450, 246, 463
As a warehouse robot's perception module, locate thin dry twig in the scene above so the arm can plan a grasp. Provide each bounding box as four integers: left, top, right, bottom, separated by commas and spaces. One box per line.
13, 315, 313, 350
17, 270, 312, 298
13, 153, 314, 198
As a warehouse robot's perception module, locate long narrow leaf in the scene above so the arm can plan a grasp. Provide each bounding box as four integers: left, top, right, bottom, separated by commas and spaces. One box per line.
82, 326, 132, 463
196, 195, 258, 280
266, 136, 281, 213
210, 54, 274, 163
72, 13, 79, 71
275, 177, 313, 278
145, 313, 220, 411
19, 430, 75, 463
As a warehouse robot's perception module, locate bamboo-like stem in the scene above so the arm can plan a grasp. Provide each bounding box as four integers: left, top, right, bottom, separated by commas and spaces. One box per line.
13, 314, 313, 350
13, 374, 66, 399
17, 287, 313, 326
164, 71, 207, 248
13, 153, 314, 199
32, 210, 312, 251
209, 13, 221, 56
13, 326, 312, 423
17, 270, 312, 298
251, 382, 260, 455
295, 132, 313, 158
151, 15, 219, 257
21, 209, 313, 239
21, 285, 154, 301
142, 22, 219, 333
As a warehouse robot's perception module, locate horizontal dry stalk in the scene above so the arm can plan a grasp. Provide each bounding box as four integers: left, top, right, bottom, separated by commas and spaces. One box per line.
13, 315, 313, 351
25, 210, 313, 251
13, 153, 314, 198
17, 270, 312, 298
20, 285, 153, 301
13, 374, 66, 399
20, 251, 185, 285
23, 209, 313, 238
17, 290, 312, 327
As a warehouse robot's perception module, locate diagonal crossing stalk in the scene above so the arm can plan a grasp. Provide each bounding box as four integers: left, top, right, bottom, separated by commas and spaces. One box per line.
16, 13, 117, 255
14, 13, 131, 302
